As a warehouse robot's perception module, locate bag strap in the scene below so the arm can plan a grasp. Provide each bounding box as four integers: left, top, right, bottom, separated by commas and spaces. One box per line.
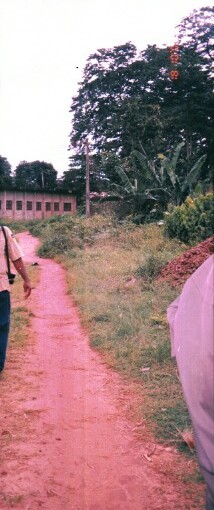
1, 226, 11, 276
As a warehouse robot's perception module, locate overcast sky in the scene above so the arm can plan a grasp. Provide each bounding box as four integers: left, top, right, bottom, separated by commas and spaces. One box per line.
0, 0, 213, 177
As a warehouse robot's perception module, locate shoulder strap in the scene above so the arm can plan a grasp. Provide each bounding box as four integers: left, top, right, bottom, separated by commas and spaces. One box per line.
1, 226, 11, 276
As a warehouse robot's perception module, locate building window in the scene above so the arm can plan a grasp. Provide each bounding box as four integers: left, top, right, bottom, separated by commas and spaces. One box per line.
64, 202, 71, 212
16, 201, 22, 210
54, 202, 59, 212
36, 202, 42, 211
6, 200, 12, 210
46, 202, 51, 211
27, 201, 33, 210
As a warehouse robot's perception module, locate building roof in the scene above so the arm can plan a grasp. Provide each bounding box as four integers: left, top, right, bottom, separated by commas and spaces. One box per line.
0, 188, 75, 196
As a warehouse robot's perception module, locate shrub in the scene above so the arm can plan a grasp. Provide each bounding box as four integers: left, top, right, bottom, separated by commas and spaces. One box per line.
29, 213, 118, 258
38, 232, 74, 257
136, 253, 171, 280
164, 193, 214, 243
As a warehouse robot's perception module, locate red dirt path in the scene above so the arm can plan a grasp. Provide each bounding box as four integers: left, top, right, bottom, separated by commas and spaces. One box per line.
0, 232, 205, 509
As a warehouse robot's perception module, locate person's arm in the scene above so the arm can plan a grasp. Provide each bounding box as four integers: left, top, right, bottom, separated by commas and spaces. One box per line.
12, 258, 32, 298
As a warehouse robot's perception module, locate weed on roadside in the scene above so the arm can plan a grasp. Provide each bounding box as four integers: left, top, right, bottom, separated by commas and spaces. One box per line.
0, 217, 43, 234
55, 220, 190, 444
136, 253, 172, 280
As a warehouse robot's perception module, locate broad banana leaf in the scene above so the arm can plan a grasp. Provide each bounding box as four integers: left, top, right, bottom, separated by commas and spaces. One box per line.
170, 142, 185, 172
110, 182, 131, 196
161, 142, 185, 187
181, 154, 207, 193
115, 166, 135, 194
136, 192, 157, 201
132, 150, 160, 184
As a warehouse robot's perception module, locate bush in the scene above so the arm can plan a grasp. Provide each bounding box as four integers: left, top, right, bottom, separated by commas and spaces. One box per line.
0, 218, 30, 233
28, 213, 118, 258
164, 193, 214, 243
136, 253, 171, 280
38, 233, 74, 257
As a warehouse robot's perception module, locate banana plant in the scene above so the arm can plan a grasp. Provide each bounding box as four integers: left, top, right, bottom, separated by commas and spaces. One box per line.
132, 143, 207, 205
103, 143, 207, 221
181, 154, 207, 194
111, 166, 156, 205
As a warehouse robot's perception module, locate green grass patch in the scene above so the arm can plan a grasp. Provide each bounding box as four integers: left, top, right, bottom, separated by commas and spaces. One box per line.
136, 253, 172, 280
63, 221, 191, 447
29, 213, 118, 256
0, 217, 40, 234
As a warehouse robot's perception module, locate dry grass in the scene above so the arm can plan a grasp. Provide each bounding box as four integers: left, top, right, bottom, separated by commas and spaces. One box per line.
9, 266, 39, 349
58, 219, 192, 448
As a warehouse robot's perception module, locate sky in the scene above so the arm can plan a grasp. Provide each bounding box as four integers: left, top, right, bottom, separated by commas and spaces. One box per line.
0, 0, 213, 177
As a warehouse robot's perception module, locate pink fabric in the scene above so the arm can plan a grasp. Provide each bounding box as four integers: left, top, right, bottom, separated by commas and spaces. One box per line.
167, 255, 214, 504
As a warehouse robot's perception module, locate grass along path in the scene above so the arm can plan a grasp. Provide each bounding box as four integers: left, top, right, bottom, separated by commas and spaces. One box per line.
8, 265, 39, 354
28, 215, 197, 453
63, 223, 191, 446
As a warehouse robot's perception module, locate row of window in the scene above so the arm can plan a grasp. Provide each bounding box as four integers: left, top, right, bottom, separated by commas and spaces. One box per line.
0, 200, 72, 212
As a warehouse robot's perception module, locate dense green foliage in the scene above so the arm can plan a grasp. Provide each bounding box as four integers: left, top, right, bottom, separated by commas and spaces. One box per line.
29, 213, 117, 255
0, 157, 59, 193
67, 7, 213, 200
0, 156, 13, 189
14, 160, 58, 191
164, 193, 214, 243
58, 153, 109, 200
112, 144, 207, 221
176, 6, 214, 70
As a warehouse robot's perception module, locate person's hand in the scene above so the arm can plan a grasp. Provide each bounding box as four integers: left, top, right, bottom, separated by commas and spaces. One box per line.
23, 280, 32, 298
12, 258, 32, 298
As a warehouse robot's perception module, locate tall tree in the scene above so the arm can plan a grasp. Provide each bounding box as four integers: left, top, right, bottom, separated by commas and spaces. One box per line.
14, 161, 58, 191
69, 15, 213, 196
69, 44, 171, 163
70, 42, 138, 153
176, 6, 214, 70
0, 156, 13, 190
175, 6, 214, 173
156, 46, 213, 171
60, 153, 109, 199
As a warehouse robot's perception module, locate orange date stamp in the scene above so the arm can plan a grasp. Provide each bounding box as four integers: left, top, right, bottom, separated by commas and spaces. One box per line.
169, 44, 179, 80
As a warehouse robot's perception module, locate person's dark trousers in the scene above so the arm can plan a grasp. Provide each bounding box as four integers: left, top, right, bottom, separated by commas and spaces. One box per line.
0, 291, 11, 371
206, 488, 214, 510
203, 470, 214, 510
196, 442, 214, 509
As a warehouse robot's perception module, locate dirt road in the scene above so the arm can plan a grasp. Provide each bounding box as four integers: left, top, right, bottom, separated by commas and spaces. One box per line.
0, 232, 205, 509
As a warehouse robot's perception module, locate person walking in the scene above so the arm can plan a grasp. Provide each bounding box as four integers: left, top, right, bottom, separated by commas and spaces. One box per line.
0, 225, 32, 372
